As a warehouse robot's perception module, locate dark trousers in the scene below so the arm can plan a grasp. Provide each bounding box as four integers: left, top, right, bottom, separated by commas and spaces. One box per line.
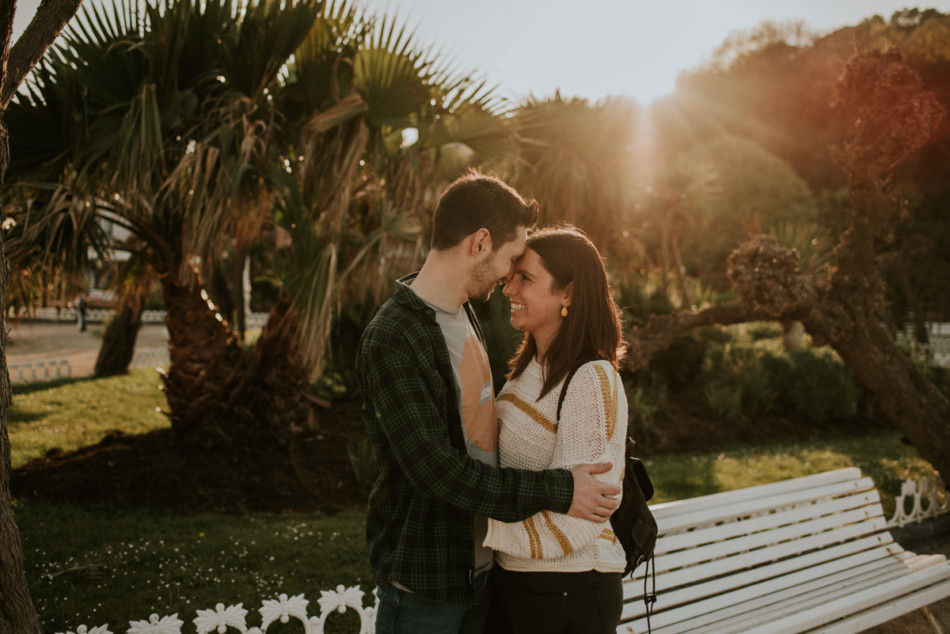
487, 567, 623, 634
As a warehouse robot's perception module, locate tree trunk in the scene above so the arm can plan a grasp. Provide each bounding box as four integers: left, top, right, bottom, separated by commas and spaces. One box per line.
159, 271, 309, 448
828, 320, 950, 477
159, 267, 258, 447
251, 293, 310, 443
94, 302, 144, 377
0, 118, 43, 634
0, 1, 94, 628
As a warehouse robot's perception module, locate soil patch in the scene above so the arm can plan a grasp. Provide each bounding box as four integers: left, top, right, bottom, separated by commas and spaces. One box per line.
12, 400, 369, 514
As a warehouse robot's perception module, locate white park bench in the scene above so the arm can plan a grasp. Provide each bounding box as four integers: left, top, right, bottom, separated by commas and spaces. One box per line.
620, 467, 950, 633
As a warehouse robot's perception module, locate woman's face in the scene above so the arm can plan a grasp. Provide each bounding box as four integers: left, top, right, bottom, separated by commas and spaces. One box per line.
503, 248, 570, 340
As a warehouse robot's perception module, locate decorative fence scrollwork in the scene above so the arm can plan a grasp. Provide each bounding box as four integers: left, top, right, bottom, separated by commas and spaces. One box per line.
58, 586, 377, 634
887, 476, 950, 528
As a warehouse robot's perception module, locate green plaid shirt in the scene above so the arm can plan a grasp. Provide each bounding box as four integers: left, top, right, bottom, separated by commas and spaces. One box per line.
356, 274, 574, 603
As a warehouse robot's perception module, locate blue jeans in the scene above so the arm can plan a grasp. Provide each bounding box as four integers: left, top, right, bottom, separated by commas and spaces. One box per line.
374, 577, 491, 634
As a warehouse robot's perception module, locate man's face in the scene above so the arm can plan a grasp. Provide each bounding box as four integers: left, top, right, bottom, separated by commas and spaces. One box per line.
470, 226, 528, 302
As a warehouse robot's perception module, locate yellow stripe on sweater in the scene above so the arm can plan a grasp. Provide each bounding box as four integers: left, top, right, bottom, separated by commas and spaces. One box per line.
541, 510, 574, 556
497, 393, 557, 434
593, 365, 619, 440
523, 516, 543, 559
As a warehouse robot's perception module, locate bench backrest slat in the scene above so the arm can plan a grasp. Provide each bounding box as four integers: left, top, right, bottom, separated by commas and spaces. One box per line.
656, 489, 882, 555
654, 476, 876, 534
655, 504, 887, 574
650, 468, 863, 521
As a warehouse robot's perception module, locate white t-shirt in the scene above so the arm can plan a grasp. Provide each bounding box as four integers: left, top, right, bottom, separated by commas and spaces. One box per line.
422, 295, 497, 578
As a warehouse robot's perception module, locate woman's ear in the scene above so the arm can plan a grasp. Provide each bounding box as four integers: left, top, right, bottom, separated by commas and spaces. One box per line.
561, 281, 573, 307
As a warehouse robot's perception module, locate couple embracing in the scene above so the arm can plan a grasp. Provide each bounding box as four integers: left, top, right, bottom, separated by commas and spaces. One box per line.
356, 170, 629, 634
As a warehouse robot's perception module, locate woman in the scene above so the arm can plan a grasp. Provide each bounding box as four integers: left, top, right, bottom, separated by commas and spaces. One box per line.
484, 225, 628, 633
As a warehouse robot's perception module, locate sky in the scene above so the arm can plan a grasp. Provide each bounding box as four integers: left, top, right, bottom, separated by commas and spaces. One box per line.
12, 0, 950, 104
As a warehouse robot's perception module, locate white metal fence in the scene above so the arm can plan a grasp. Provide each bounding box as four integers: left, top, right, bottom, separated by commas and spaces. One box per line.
9, 307, 269, 326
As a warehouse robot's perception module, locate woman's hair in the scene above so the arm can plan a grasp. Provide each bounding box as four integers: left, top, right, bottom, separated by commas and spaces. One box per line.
507, 224, 626, 399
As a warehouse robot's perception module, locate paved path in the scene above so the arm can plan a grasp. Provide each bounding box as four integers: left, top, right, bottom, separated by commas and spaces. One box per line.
5, 320, 169, 379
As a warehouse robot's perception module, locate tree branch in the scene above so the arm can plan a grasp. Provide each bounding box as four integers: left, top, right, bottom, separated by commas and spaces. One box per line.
625, 302, 776, 372
1, 0, 84, 110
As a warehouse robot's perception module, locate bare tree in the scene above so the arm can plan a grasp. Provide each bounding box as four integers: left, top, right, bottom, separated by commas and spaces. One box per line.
626, 49, 950, 477
1, 0, 84, 630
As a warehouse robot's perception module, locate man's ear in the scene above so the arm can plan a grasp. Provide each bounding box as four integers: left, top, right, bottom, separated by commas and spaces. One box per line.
561, 282, 574, 307
470, 228, 492, 257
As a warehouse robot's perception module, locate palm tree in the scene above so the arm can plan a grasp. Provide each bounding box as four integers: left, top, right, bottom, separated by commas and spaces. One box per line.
7, 0, 323, 446
245, 2, 515, 454
502, 95, 639, 257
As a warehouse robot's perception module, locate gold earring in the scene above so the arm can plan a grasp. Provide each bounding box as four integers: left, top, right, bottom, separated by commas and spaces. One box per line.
561, 306, 568, 318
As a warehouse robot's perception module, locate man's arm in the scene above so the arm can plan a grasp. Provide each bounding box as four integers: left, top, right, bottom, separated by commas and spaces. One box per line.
359, 329, 575, 522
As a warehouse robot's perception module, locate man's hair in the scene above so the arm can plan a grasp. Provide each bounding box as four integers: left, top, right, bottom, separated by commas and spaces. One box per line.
431, 169, 539, 251
508, 224, 626, 399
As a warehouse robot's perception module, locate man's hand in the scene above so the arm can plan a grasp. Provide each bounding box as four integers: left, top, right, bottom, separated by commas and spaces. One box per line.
567, 463, 620, 522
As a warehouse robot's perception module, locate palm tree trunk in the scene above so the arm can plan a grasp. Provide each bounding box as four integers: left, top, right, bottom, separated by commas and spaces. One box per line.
250, 293, 311, 443
159, 268, 261, 448
159, 271, 310, 448
94, 302, 144, 377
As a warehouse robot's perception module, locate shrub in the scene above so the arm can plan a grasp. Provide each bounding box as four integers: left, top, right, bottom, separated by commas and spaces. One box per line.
625, 377, 667, 442
786, 350, 858, 422
700, 342, 781, 420
746, 322, 782, 342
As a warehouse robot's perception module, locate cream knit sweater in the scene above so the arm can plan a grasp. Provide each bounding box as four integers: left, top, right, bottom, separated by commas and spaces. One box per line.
484, 358, 628, 573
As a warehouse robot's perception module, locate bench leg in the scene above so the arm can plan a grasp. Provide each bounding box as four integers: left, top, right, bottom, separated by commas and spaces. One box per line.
922, 605, 945, 634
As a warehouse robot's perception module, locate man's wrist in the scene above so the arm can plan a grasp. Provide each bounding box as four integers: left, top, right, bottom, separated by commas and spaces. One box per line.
551, 468, 574, 513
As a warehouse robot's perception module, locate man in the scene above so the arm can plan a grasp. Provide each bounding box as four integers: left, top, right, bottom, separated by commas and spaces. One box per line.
356, 170, 620, 633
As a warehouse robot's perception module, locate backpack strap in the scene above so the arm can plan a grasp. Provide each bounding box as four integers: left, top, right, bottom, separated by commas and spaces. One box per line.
555, 364, 584, 423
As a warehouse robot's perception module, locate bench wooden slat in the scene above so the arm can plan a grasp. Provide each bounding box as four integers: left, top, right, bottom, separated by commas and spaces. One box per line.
626, 552, 946, 633
654, 478, 877, 535
621, 539, 908, 623
743, 563, 950, 634
812, 578, 950, 633
623, 545, 912, 630
673, 554, 943, 633
622, 515, 891, 609
650, 468, 863, 522
722, 554, 944, 633
656, 490, 881, 555
653, 505, 887, 575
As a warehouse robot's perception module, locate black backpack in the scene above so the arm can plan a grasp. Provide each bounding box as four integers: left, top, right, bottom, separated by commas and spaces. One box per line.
557, 366, 658, 627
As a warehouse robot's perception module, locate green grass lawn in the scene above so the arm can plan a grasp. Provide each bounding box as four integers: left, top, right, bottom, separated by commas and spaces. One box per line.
7, 370, 940, 632
10, 368, 169, 467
